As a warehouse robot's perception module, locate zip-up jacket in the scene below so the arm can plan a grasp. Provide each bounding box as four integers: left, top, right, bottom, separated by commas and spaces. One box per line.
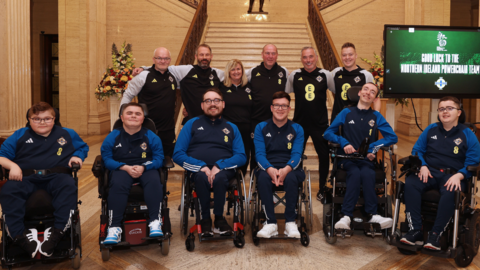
173, 115, 246, 172
0, 125, 89, 170
220, 82, 253, 124
412, 122, 480, 179
101, 127, 164, 171
121, 65, 178, 131
254, 119, 304, 170
246, 62, 288, 122
286, 67, 334, 128
324, 107, 397, 155
331, 66, 374, 122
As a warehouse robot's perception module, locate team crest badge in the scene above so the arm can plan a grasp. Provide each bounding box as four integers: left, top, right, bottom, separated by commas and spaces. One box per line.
57, 137, 67, 146
251, 132, 254, 139
209, 74, 214, 80
245, 87, 251, 94
316, 76, 323, 82
454, 138, 462, 145
287, 133, 294, 141
140, 142, 147, 151
368, 120, 375, 127
278, 72, 283, 78
169, 76, 174, 82
354, 76, 361, 83
223, 128, 230, 135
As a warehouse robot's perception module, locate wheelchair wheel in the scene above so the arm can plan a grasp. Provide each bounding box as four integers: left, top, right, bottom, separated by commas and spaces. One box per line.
71, 247, 81, 269
161, 239, 170, 255
455, 211, 480, 267
300, 232, 310, 247
180, 175, 190, 236
324, 225, 337, 244
239, 171, 248, 227
303, 169, 313, 233
185, 235, 195, 252
397, 247, 416, 255
234, 233, 245, 248
247, 172, 257, 225
101, 248, 110, 261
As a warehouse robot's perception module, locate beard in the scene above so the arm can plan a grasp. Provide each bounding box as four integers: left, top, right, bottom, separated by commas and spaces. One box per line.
198, 58, 211, 68
204, 106, 222, 119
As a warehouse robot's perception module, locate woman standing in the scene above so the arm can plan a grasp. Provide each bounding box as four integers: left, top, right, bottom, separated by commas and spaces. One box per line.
220, 59, 253, 177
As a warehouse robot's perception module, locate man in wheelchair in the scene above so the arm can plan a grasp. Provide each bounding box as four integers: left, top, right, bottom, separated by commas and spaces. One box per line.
173, 87, 246, 237
101, 102, 165, 244
400, 96, 480, 251
254, 91, 305, 238
323, 83, 397, 231
0, 102, 88, 258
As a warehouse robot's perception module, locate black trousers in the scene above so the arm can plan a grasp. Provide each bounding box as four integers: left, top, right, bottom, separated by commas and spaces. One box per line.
157, 129, 176, 158
232, 122, 252, 177
303, 127, 329, 191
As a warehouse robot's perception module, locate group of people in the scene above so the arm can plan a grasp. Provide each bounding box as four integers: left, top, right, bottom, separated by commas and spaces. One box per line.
0, 41, 479, 259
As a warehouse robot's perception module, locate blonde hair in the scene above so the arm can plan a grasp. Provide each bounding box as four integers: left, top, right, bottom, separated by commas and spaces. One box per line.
223, 59, 248, 87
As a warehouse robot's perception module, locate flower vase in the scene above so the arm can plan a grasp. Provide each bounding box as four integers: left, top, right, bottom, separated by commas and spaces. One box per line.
110, 96, 121, 131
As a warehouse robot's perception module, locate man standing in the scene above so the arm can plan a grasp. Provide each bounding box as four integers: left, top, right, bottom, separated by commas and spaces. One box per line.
173, 88, 246, 236
330, 42, 374, 123
134, 44, 224, 122
254, 91, 305, 238
121, 47, 177, 157
286, 47, 334, 201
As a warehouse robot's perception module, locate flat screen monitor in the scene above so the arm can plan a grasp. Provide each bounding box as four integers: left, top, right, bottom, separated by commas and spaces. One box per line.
384, 24, 480, 98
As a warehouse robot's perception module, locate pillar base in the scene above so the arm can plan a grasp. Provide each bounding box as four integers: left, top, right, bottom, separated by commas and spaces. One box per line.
396, 112, 423, 136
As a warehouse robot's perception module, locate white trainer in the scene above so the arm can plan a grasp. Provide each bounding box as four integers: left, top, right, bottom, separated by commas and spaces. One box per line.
334, 216, 351, 230
103, 227, 122, 244
256, 223, 278, 238
369, 214, 393, 229
284, 222, 301, 238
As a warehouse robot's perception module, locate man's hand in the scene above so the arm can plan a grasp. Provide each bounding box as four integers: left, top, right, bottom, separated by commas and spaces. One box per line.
277, 166, 292, 186
344, 145, 356, 154
209, 166, 221, 187
182, 108, 188, 118
120, 165, 141, 178
68, 156, 83, 168
8, 164, 22, 181
418, 166, 432, 183
267, 167, 280, 186
132, 67, 144, 76
132, 165, 145, 177
445, 173, 464, 192
366, 153, 375, 161
201, 166, 213, 187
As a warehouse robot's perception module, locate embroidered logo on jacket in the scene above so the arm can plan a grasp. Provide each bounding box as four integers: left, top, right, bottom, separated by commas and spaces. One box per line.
57, 137, 67, 146
316, 76, 323, 82
152, 78, 157, 83
278, 72, 283, 78
431, 135, 437, 140
169, 76, 174, 82
454, 138, 462, 145
26, 138, 33, 143
223, 128, 230, 134
198, 126, 204, 130
266, 133, 272, 137
209, 74, 214, 80
354, 76, 361, 83
287, 133, 293, 141
245, 87, 251, 94
368, 120, 375, 127
349, 120, 355, 124
140, 142, 147, 151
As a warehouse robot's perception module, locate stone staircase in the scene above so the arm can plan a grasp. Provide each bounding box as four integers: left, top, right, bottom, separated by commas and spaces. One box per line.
170, 21, 333, 180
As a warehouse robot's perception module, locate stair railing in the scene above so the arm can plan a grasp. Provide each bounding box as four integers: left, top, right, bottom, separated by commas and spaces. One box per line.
316, 0, 342, 10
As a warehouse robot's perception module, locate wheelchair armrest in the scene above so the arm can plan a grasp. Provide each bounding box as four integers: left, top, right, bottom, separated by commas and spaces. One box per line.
0, 165, 3, 180
302, 154, 307, 160
92, 155, 103, 177
380, 146, 390, 151
328, 142, 341, 148
398, 157, 409, 165
71, 163, 81, 172
467, 165, 478, 172
163, 156, 174, 169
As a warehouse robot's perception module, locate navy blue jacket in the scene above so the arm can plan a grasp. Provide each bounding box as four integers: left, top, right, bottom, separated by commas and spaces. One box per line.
0, 125, 89, 170
324, 107, 398, 155
412, 122, 480, 179
101, 127, 164, 171
173, 115, 246, 172
254, 119, 304, 170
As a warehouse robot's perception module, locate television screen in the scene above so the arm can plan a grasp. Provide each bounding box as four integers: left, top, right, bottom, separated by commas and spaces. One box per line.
383, 25, 480, 98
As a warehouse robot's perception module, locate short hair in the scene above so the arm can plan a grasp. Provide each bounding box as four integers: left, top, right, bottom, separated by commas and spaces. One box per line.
364, 82, 380, 97
122, 102, 145, 116
196, 44, 212, 55
262, 44, 278, 54
223, 59, 248, 87
28, 102, 55, 118
341, 42, 356, 51
272, 91, 291, 103
153, 47, 171, 57
203, 87, 223, 100
439, 96, 461, 109
301, 46, 317, 55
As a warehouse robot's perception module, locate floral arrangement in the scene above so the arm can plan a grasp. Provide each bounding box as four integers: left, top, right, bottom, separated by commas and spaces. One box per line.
95, 42, 135, 101
361, 52, 408, 107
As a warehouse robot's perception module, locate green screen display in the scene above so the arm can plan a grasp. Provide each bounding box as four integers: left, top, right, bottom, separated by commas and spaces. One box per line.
384, 25, 480, 98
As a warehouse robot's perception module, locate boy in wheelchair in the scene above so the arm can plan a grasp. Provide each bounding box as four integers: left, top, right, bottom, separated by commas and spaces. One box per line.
323, 83, 397, 231
0, 102, 88, 258
101, 102, 165, 244
254, 91, 305, 238
400, 96, 480, 251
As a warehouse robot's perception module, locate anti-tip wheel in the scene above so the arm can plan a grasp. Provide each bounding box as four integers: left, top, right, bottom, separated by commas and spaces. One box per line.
101, 248, 110, 261
301, 232, 310, 247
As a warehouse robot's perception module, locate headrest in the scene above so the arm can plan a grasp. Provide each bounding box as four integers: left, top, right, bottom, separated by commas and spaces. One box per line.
346, 86, 362, 105
118, 103, 149, 118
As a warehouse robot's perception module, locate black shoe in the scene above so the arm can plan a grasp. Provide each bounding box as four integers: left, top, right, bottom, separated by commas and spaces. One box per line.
14, 229, 40, 259
213, 216, 233, 235
400, 230, 423, 246
39, 227, 64, 257
424, 231, 441, 251
200, 219, 213, 237
316, 190, 324, 203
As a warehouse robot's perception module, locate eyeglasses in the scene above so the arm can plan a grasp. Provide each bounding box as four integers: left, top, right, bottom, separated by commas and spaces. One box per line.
203, 98, 223, 105
437, 107, 458, 113
272, 104, 289, 110
154, 57, 171, 62
30, 117, 54, 123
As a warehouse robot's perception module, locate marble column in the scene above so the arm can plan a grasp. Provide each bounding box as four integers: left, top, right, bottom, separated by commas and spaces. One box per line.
0, 0, 32, 137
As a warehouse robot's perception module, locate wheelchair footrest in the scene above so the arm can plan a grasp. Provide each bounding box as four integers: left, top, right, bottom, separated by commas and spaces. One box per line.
421, 247, 456, 258
391, 236, 423, 252
141, 233, 172, 241
199, 234, 235, 242
363, 223, 383, 237
101, 241, 132, 247
266, 234, 303, 240
335, 229, 353, 238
